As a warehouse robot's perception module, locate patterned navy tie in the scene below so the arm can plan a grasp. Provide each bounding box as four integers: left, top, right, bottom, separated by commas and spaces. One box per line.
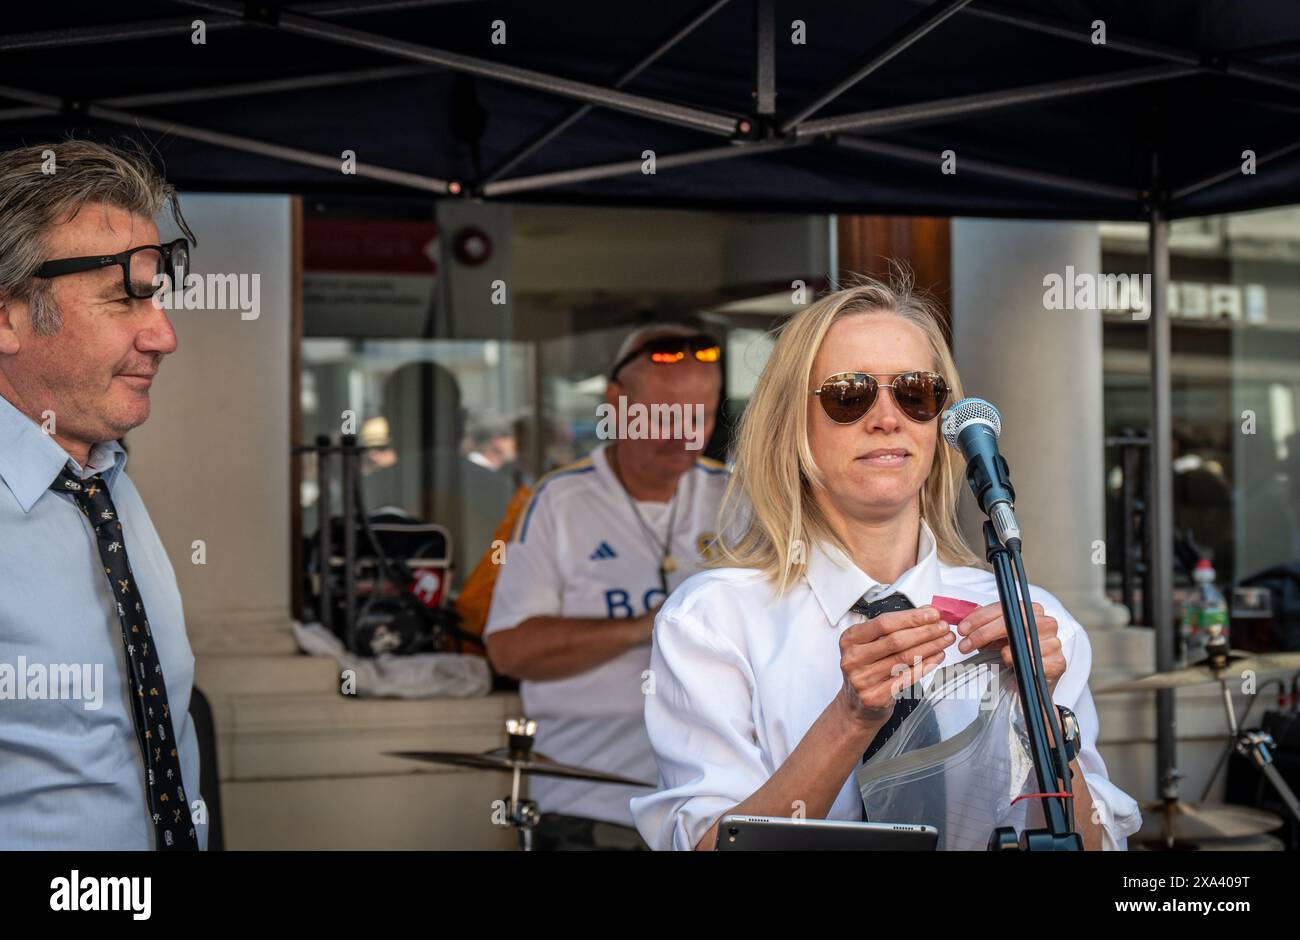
852, 591, 927, 763
50, 462, 198, 851
852, 591, 946, 824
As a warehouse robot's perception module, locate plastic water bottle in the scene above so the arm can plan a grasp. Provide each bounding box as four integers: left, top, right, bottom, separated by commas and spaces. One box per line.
1181, 559, 1228, 665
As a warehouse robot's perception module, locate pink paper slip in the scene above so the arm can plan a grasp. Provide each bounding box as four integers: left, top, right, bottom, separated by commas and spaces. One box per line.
931, 595, 979, 626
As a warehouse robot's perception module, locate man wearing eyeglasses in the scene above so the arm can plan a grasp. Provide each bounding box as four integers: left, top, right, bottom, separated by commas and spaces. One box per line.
484, 325, 726, 850
0, 140, 206, 850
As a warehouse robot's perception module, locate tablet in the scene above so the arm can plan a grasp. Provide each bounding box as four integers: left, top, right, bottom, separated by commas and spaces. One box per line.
715, 815, 939, 851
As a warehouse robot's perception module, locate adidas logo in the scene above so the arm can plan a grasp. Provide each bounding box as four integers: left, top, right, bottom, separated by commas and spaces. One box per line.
589, 541, 618, 561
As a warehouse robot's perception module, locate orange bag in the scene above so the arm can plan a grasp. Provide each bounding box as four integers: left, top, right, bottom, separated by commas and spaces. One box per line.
455, 484, 532, 639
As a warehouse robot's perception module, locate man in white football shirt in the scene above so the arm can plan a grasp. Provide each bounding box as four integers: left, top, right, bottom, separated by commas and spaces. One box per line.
485, 326, 726, 849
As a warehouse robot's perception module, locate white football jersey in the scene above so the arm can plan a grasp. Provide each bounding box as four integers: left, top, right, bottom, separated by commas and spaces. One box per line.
485, 442, 729, 825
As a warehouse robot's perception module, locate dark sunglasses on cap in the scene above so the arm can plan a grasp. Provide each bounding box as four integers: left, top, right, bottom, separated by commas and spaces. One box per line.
33, 238, 191, 300
610, 332, 721, 381
810, 371, 950, 424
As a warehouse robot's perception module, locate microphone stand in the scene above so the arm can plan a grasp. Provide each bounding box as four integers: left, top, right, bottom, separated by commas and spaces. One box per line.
983, 522, 1083, 851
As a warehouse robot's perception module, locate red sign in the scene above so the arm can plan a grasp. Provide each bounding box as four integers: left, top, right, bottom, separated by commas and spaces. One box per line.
304, 219, 439, 275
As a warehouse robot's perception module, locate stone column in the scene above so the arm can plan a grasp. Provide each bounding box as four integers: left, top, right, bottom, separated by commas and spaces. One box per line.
950, 219, 1149, 679
128, 193, 300, 658
950, 219, 1174, 808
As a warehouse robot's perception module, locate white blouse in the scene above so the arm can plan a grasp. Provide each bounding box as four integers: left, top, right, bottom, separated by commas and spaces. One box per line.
629, 520, 1142, 850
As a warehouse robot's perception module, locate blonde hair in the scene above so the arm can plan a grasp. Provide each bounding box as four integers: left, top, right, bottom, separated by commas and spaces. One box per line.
714, 271, 981, 593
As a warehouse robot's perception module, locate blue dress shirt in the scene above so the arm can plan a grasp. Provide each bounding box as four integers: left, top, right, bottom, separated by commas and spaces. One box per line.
0, 393, 208, 849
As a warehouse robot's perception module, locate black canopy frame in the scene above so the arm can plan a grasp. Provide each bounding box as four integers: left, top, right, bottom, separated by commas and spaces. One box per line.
5, 0, 1300, 812
1, 0, 1297, 213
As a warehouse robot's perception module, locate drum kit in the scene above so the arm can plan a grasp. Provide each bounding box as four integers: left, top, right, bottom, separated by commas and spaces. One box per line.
1098, 629, 1300, 851
387, 717, 653, 850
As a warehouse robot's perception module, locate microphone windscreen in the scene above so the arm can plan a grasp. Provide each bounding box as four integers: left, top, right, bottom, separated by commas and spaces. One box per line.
941, 397, 1002, 449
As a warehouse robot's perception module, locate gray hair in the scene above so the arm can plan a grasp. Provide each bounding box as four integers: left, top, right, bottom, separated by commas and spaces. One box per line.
0, 138, 194, 336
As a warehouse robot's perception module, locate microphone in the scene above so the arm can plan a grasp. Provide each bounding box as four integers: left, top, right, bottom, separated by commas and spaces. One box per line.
940, 398, 1021, 548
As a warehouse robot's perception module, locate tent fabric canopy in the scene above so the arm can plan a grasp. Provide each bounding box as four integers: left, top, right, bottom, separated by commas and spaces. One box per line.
2, 0, 1298, 219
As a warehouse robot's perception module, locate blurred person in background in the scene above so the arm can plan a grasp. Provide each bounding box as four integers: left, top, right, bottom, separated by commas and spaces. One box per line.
359, 415, 403, 514
1172, 424, 1234, 578
463, 415, 517, 473
460, 414, 518, 578
482, 325, 726, 849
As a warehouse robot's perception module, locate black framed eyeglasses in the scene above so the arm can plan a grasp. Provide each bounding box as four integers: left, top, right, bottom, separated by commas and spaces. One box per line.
610, 332, 721, 381
33, 238, 190, 300
810, 371, 950, 424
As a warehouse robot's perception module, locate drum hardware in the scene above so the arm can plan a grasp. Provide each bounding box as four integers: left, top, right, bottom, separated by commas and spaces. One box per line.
1101, 630, 1299, 849
388, 717, 654, 850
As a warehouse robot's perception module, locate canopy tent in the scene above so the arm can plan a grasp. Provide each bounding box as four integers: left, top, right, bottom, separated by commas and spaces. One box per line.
2, 0, 1297, 218
5, 0, 1299, 808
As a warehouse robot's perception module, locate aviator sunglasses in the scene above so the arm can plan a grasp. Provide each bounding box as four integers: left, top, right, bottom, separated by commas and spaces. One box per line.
810, 371, 950, 424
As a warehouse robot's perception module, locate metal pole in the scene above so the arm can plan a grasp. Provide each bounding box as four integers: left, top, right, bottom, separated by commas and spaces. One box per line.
827, 214, 839, 291
901, 0, 1300, 99
831, 135, 1139, 201
0, 82, 458, 194
100, 64, 435, 108
1171, 135, 1300, 202
1233, 38, 1300, 63
780, 0, 972, 132
0, 1, 472, 51
294, 0, 474, 14
900, 0, 1199, 65
0, 16, 243, 51
341, 433, 359, 652
275, 9, 743, 136
754, 0, 775, 117
1223, 60, 1300, 96
0, 106, 54, 123
483, 137, 804, 197
1148, 177, 1179, 804
794, 64, 1195, 138
176, 0, 742, 138
86, 103, 455, 193
482, 0, 734, 183
315, 435, 334, 635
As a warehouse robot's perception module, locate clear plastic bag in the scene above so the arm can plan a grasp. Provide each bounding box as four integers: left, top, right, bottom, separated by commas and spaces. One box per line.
855, 650, 1037, 850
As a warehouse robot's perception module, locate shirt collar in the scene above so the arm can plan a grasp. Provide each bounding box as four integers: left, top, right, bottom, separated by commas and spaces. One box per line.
805, 518, 941, 626
0, 393, 128, 513
592, 441, 614, 487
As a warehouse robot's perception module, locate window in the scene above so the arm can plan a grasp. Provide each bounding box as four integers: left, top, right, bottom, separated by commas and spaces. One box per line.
1101, 208, 1300, 641
299, 200, 830, 590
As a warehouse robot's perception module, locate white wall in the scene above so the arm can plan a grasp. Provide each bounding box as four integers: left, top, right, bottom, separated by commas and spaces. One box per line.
129, 193, 296, 652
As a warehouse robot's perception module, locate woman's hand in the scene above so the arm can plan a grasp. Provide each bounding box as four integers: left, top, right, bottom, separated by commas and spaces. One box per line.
954, 601, 1065, 691
837, 605, 955, 728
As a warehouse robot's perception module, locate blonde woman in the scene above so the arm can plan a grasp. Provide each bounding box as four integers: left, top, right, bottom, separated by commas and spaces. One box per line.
629, 275, 1141, 851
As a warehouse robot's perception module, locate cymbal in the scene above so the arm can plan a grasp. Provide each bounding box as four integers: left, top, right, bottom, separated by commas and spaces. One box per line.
1097, 651, 1300, 693
1132, 832, 1285, 852
386, 748, 655, 787
1135, 801, 1282, 843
